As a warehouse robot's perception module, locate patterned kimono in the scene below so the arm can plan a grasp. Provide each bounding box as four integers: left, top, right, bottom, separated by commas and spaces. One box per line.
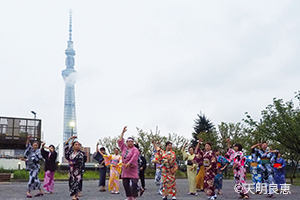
274, 157, 286, 188
104, 154, 122, 192
193, 149, 204, 190
64, 143, 85, 196
194, 149, 217, 197
250, 148, 261, 189
151, 148, 163, 194
182, 150, 197, 193
226, 149, 247, 195
214, 156, 230, 190
253, 148, 276, 195
154, 148, 178, 197
24, 143, 44, 192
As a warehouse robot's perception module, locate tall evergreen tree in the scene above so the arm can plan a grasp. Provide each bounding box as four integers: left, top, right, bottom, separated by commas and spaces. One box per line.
191, 112, 216, 147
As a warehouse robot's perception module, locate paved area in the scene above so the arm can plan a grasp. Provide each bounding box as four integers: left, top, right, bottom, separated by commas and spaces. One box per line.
0, 179, 299, 200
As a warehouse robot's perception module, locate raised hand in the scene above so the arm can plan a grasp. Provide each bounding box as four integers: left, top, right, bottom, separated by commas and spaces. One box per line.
226, 138, 230, 143
122, 126, 127, 134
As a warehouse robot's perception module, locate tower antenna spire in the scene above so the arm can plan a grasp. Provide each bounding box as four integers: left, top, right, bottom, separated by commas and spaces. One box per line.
69, 9, 73, 41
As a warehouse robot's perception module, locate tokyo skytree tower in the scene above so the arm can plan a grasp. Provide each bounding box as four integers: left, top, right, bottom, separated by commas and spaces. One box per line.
62, 11, 77, 142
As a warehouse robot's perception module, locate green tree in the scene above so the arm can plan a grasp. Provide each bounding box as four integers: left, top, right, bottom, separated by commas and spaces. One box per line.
244, 93, 300, 183
191, 112, 217, 148
98, 136, 119, 154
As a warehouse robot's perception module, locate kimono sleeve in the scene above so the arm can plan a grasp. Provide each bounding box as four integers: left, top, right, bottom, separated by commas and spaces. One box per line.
181, 149, 188, 161
118, 139, 126, 152
64, 143, 71, 160
41, 148, 48, 160
225, 148, 235, 162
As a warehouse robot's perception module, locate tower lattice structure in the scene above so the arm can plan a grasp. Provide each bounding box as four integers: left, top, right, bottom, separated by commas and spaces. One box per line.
62, 11, 77, 143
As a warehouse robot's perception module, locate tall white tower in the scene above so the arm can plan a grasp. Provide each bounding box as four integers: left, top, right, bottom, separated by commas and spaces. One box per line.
62, 10, 77, 143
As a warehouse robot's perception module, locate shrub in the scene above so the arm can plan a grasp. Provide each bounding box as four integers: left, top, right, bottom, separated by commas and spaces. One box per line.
13, 170, 28, 180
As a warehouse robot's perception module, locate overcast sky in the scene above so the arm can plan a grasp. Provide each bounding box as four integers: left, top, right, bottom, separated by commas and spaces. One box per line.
1, 1, 300, 156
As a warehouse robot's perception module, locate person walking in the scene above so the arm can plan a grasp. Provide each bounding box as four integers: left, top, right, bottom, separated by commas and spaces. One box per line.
41, 142, 57, 194
118, 126, 140, 200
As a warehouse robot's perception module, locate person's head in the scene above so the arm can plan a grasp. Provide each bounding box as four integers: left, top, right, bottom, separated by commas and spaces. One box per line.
233, 143, 243, 152
277, 151, 281, 158
49, 145, 55, 153
188, 146, 194, 154
261, 141, 268, 151
100, 147, 106, 154
32, 141, 39, 150
126, 137, 134, 148
166, 141, 173, 151
72, 141, 81, 151
214, 149, 220, 156
114, 147, 119, 155
204, 142, 212, 151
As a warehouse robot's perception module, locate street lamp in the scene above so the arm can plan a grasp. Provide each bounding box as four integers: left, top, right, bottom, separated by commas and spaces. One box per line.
69, 121, 75, 136
31, 111, 37, 119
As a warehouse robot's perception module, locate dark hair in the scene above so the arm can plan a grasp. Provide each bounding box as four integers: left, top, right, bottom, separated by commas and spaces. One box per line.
204, 142, 212, 147
234, 143, 243, 151
262, 141, 267, 144
100, 147, 106, 151
72, 141, 81, 147
166, 141, 172, 146
213, 148, 219, 153
32, 141, 39, 145
114, 147, 120, 151
188, 146, 194, 150
49, 144, 55, 149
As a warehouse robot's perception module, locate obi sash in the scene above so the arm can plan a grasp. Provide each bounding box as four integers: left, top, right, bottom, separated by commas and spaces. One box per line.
250, 162, 258, 167
261, 158, 270, 164
111, 159, 119, 165
203, 158, 210, 167
274, 163, 282, 168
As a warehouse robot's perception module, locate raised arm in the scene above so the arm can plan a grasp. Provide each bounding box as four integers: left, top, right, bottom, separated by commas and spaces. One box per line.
226, 138, 231, 149
119, 126, 127, 141
251, 143, 261, 149
151, 140, 159, 151
195, 139, 202, 153
96, 142, 104, 155
65, 135, 77, 145
26, 135, 32, 147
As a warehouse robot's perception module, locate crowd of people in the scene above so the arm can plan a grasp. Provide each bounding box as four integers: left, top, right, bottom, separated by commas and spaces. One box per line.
21, 127, 287, 200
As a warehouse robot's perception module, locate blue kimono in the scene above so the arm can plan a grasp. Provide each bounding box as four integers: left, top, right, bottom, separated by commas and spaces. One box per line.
214, 156, 230, 190
253, 148, 277, 195
24, 143, 44, 192
250, 149, 262, 189
274, 157, 286, 188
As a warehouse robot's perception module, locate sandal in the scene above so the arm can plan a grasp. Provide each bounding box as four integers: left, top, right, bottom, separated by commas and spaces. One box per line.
34, 193, 44, 197
243, 194, 249, 199
27, 194, 32, 198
